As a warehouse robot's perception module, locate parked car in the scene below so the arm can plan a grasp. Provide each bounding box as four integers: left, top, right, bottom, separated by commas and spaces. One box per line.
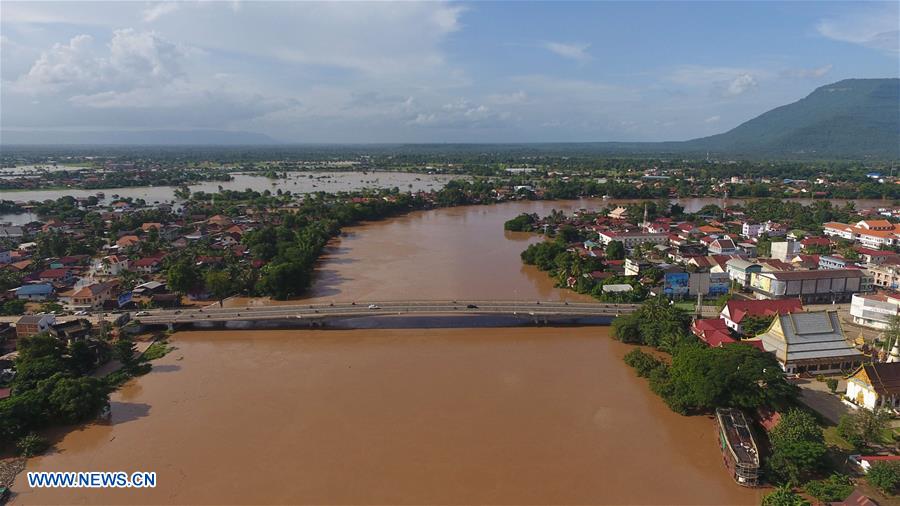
367, 304, 380, 310
466, 304, 478, 309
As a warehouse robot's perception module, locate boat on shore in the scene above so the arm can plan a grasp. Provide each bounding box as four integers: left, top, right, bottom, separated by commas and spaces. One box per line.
714, 408, 760, 487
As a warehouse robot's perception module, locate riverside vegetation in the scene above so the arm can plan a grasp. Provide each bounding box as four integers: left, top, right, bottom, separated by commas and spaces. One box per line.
0, 333, 172, 458
617, 298, 900, 502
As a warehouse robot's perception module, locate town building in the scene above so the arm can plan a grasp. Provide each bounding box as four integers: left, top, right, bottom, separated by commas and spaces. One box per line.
624, 258, 652, 277
663, 271, 730, 298
720, 299, 804, 335
868, 263, 900, 291
708, 238, 737, 255
818, 255, 853, 270
93, 255, 130, 277
132, 256, 164, 274
750, 269, 863, 303
854, 247, 898, 265
63, 281, 120, 310
741, 222, 763, 239
691, 318, 735, 347
15, 314, 56, 339
824, 220, 900, 249
770, 239, 801, 262
850, 293, 900, 329
596, 230, 668, 248
14, 283, 55, 301
49, 319, 93, 344
725, 258, 762, 289
846, 360, 900, 410
757, 311, 863, 375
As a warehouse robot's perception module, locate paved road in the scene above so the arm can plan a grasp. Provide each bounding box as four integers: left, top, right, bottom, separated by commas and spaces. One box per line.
135, 300, 642, 325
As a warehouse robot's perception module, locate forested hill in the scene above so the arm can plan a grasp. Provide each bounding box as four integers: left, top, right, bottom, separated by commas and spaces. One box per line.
675, 78, 899, 159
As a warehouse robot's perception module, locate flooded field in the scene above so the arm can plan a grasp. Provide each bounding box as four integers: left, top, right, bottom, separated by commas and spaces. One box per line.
13, 328, 761, 505
0, 171, 460, 225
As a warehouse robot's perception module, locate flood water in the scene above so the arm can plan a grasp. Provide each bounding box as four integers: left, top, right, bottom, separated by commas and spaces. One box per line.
0, 171, 460, 225
12, 199, 766, 505
13, 328, 761, 505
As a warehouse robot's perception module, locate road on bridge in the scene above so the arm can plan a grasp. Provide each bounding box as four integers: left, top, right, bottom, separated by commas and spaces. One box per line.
135, 300, 642, 325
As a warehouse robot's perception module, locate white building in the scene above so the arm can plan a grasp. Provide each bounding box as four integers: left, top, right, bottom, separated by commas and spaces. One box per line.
846, 358, 900, 410
742, 222, 763, 238
597, 230, 668, 248
850, 293, 900, 329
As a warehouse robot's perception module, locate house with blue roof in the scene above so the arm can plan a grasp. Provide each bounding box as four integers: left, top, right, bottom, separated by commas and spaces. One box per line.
14, 283, 55, 301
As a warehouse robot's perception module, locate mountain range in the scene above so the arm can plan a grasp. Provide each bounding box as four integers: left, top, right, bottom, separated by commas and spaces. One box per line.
1, 78, 897, 160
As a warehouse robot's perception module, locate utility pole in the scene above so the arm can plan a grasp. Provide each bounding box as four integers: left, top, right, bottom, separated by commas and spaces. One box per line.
694, 291, 703, 321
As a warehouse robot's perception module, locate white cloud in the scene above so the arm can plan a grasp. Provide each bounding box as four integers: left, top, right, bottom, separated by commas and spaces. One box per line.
721, 73, 758, 97
817, 4, 899, 55
14, 29, 185, 94
541, 41, 591, 62
142, 3, 180, 23
511, 75, 635, 101
783, 64, 833, 79
666, 66, 763, 97
486, 90, 528, 105
704, 115, 721, 123
407, 99, 506, 128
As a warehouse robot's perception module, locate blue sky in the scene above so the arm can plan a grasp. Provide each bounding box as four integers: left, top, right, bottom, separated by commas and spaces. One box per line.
1, 1, 897, 143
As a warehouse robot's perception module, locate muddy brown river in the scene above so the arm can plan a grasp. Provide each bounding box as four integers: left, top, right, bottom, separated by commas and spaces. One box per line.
14, 201, 762, 505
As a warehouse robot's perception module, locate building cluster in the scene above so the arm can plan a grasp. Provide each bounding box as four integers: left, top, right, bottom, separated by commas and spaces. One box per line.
545, 207, 892, 303
0, 197, 277, 352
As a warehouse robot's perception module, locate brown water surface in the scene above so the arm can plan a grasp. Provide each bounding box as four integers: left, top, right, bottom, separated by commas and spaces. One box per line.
14, 200, 764, 505
14, 328, 761, 505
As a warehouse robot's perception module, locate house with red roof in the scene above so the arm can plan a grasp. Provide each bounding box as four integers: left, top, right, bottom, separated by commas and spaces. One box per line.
790, 254, 820, 270
691, 318, 736, 347
709, 238, 737, 255
800, 236, 832, 250
132, 256, 164, 274
38, 268, 74, 285
115, 235, 141, 250
853, 247, 899, 265
720, 299, 803, 335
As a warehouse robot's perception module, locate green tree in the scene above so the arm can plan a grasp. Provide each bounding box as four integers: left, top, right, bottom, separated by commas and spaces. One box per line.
826, 378, 839, 394
804, 474, 854, 503
13, 334, 69, 392
605, 240, 626, 260
503, 213, 536, 232
882, 313, 900, 355
767, 409, 827, 484
761, 485, 810, 506
868, 461, 900, 495
204, 270, 233, 307
114, 338, 139, 372
39, 302, 64, 314
166, 260, 200, 296
39, 373, 109, 424
667, 344, 798, 412
838, 408, 891, 448
16, 433, 50, 457
68, 340, 97, 375
740, 315, 773, 337
0, 299, 26, 316
556, 225, 580, 243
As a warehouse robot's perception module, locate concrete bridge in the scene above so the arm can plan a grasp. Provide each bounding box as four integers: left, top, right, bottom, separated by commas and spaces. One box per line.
136, 300, 642, 328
